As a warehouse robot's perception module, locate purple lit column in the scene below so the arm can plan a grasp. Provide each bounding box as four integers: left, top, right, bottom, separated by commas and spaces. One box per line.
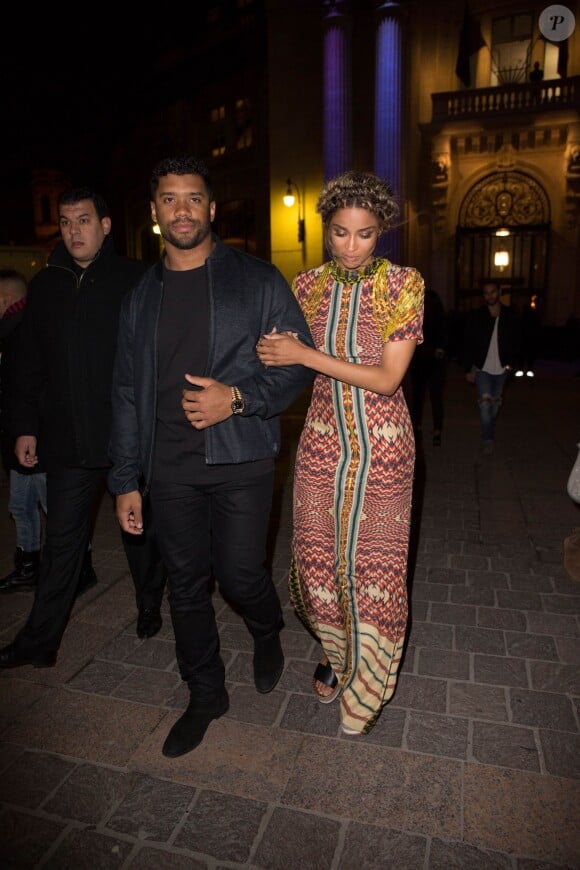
374, 1, 403, 262
323, 1, 352, 181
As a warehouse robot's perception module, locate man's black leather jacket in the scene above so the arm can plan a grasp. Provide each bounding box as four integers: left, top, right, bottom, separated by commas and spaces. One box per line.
108, 236, 314, 496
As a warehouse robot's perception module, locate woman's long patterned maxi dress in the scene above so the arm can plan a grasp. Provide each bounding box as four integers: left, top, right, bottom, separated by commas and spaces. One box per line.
289, 258, 425, 734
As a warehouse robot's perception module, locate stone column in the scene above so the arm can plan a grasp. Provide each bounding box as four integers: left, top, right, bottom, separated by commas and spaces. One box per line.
322, 0, 352, 182
374, 1, 403, 262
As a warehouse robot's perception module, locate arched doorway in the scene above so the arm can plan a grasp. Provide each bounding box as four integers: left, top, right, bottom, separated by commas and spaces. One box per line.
455, 170, 550, 314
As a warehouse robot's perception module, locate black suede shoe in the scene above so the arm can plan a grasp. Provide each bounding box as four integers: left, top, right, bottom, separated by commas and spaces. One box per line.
253, 631, 284, 693
0, 642, 56, 669
137, 608, 162, 639
162, 689, 229, 758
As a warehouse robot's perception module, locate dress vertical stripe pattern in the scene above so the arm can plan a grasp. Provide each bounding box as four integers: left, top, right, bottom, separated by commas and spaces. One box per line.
289, 257, 425, 733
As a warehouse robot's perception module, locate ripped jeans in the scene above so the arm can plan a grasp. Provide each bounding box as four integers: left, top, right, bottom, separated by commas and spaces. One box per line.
475, 369, 507, 442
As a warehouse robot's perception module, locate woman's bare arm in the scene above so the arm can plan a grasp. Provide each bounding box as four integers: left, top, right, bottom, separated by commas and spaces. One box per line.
256, 331, 417, 396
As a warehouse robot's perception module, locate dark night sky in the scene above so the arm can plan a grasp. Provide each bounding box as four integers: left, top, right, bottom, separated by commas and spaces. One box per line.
2, 20, 159, 180
1, 7, 264, 244
0, 18, 167, 240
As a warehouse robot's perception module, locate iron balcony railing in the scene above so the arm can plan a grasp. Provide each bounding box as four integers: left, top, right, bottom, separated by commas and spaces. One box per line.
432, 76, 580, 122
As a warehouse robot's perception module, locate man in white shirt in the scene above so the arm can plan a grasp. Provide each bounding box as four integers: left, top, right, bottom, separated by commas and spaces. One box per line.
463, 281, 522, 455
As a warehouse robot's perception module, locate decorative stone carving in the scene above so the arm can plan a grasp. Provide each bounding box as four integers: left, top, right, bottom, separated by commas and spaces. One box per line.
459, 170, 549, 227
566, 144, 580, 175
564, 196, 579, 228
430, 149, 450, 233
432, 157, 449, 185
495, 143, 517, 170
564, 142, 580, 227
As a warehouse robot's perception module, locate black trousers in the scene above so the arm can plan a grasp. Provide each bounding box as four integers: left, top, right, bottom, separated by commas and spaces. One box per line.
122, 497, 166, 612
15, 464, 164, 656
149, 469, 282, 700
410, 356, 446, 432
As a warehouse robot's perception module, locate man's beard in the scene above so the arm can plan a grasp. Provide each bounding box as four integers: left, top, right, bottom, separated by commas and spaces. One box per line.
162, 221, 210, 250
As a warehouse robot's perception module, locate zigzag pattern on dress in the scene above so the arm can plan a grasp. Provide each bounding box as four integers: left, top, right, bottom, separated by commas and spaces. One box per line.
289, 257, 425, 734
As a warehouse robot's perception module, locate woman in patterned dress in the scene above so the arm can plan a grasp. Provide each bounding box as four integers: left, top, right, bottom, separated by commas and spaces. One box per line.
257, 171, 424, 735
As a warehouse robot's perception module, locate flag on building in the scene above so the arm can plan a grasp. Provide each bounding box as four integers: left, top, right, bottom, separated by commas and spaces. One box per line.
558, 38, 569, 78
455, 3, 485, 87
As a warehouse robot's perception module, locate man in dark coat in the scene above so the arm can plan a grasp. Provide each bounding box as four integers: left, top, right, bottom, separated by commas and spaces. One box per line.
0, 270, 100, 594
108, 155, 315, 757
462, 280, 521, 455
0, 187, 165, 670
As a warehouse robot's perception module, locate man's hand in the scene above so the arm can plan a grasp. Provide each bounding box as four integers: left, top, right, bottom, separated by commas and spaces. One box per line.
15, 435, 39, 468
116, 490, 144, 535
256, 328, 306, 367
465, 371, 475, 384
182, 375, 233, 429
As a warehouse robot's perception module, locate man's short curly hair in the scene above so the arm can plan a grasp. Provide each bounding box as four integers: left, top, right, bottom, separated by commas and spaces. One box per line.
150, 155, 213, 200
316, 170, 398, 229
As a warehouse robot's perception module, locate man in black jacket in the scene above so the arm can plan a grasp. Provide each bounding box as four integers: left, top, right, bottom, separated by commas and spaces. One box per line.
462, 280, 521, 455
108, 155, 314, 758
0, 269, 99, 594
0, 187, 166, 670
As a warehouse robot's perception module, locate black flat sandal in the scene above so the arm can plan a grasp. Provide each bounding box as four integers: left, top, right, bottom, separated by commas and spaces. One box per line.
312, 660, 342, 704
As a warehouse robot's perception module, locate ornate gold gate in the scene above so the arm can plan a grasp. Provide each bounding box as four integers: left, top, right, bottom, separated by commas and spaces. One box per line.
456, 170, 550, 312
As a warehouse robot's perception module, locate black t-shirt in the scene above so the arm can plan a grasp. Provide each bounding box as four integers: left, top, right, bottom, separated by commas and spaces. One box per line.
153, 262, 272, 484
153, 263, 208, 482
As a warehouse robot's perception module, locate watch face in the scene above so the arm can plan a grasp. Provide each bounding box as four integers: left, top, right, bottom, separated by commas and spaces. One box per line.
231, 386, 244, 414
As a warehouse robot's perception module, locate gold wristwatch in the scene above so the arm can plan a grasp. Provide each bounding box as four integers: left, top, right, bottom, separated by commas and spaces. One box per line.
230, 385, 245, 415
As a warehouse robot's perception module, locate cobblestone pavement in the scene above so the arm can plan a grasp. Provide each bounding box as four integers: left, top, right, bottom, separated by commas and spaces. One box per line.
0, 362, 579, 869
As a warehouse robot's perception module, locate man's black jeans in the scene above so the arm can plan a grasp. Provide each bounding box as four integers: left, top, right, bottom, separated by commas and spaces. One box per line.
149, 468, 282, 700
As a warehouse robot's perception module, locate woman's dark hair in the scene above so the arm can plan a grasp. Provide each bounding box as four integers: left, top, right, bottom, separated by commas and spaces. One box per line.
149, 155, 214, 200
316, 170, 398, 229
